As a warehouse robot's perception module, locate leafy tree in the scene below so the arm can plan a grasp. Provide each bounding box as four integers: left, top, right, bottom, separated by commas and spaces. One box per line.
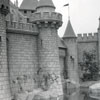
79, 50, 99, 81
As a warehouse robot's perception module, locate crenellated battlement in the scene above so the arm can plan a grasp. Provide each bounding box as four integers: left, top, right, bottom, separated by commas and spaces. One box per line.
77, 33, 98, 42
30, 12, 62, 27
6, 21, 38, 34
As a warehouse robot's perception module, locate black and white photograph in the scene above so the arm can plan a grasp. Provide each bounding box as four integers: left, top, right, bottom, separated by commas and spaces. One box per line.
0, 0, 100, 100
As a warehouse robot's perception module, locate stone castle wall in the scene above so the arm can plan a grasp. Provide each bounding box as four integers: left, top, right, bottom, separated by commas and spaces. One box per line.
0, 0, 100, 99
4, 12, 64, 100
77, 33, 98, 63
7, 32, 38, 95
63, 32, 99, 83
63, 38, 79, 85
77, 42, 98, 62
0, 14, 11, 100
77, 33, 99, 80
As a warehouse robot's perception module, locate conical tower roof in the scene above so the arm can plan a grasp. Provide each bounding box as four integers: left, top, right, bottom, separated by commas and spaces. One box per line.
36, 0, 55, 9
20, 0, 38, 10
63, 20, 76, 38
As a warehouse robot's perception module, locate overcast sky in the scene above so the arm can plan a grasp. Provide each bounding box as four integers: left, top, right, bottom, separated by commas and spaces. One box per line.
11, 0, 100, 37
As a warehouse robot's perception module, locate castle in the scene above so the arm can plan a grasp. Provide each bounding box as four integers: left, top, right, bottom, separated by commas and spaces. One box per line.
0, 0, 100, 100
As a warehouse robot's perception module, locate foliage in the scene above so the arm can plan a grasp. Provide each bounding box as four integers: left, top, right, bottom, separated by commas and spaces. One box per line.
79, 50, 99, 82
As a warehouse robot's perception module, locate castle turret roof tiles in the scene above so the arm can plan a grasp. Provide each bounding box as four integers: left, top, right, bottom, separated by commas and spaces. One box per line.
63, 20, 76, 38
20, 0, 38, 10
36, 0, 55, 9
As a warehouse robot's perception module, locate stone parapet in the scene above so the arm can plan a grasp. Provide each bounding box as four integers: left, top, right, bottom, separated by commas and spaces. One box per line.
30, 12, 62, 28
77, 33, 98, 42
6, 21, 39, 34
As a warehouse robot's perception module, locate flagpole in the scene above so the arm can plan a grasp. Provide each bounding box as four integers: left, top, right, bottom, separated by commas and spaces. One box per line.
68, 5, 70, 20
63, 3, 70, 20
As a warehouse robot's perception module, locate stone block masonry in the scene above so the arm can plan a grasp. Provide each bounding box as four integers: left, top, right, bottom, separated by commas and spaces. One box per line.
63, 38, 79, 86
0, 13, 12, 100
7, 33, 38, 96
31, 2, 63, 98
37, 26, 63, 99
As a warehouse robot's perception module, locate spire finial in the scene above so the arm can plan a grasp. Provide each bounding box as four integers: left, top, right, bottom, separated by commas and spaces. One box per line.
16, 0, 18, 7
68, 4, 70, 20
14, 1, 16, 6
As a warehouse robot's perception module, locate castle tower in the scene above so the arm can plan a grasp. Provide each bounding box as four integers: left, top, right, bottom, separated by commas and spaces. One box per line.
30, 0, 63, 99
98, 17, 100, 69
63, 20, 79, 86
19, 0, 38, 22
0, 0, 12, 100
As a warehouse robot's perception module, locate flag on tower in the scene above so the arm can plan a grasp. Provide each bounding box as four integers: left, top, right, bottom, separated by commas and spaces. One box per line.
63, 3, 70, 20
64, 3, 69, 7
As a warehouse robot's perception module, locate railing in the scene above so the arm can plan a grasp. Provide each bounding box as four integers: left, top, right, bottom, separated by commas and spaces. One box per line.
6, 21, 38, 33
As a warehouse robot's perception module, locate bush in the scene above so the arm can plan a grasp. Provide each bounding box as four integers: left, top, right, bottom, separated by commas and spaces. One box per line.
79, 50, 99, 82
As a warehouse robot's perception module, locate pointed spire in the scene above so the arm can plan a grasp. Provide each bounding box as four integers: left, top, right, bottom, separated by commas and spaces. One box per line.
14, 1, 16, 6
16, 0, 18, 7
20, 0, 38, 10
63, 20, 76, 38
98, 17, 100, 31
36, 0, 55, 9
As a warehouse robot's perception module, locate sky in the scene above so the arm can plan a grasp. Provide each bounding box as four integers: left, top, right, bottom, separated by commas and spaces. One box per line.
11, 0, 100, 37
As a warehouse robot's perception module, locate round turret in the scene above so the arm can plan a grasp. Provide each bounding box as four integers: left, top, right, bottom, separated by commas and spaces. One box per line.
30, 0, 62, 29
32, 0, 64, 98
0, 0, 10, 15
